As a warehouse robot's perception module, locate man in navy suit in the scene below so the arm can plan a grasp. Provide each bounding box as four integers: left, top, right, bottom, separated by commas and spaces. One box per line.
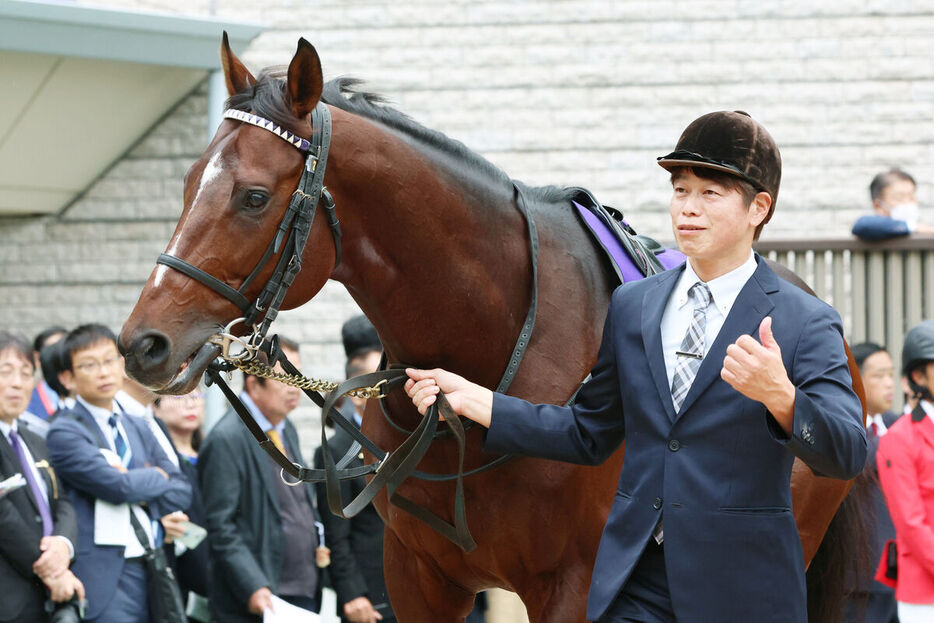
46, 324, 192, 623
406, 111, 867, 622
0, 331, 83, 623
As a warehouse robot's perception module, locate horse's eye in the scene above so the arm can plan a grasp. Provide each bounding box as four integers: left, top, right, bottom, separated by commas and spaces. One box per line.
244, 191, 269, 210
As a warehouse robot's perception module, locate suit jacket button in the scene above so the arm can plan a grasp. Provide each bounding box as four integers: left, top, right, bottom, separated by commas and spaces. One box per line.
653, 497, 663, 510
668, 439, 680, 452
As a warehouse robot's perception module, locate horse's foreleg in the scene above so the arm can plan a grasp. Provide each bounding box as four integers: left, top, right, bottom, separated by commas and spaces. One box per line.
383, 529, 475, 623
517, 571, 590, 623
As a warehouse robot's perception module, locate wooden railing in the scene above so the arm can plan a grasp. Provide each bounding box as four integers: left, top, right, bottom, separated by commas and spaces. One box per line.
754, 236, 934, 391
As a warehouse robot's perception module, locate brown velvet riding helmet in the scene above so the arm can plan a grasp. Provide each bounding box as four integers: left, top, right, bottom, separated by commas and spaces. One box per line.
657, 110, 782, 222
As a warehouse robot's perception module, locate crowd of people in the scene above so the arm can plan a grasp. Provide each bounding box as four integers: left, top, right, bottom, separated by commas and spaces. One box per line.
1, 317, 491, 623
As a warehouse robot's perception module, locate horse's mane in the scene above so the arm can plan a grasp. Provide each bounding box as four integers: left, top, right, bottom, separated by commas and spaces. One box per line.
226, 70, 575, 206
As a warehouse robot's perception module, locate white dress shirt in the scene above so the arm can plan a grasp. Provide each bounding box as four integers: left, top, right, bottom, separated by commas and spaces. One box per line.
867, 413, 890, 436
77, 396, 154, 557
660, 252, 758, 387
115, 390, 179, 468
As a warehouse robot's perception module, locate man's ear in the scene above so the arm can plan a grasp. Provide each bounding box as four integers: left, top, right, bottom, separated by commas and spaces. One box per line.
911, 368, 927, 389
59, 370, 75, 393
749, 191, 772, 228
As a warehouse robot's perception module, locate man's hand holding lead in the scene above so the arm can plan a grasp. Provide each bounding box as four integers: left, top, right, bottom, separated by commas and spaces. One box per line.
720, 316, 796, 433
404, 368, 493, 428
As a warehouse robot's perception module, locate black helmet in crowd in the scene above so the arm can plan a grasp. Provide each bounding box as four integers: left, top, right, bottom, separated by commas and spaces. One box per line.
902, 319, 934, 398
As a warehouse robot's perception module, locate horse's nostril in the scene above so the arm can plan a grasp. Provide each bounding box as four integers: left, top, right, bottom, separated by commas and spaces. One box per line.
131, 331, 171, 369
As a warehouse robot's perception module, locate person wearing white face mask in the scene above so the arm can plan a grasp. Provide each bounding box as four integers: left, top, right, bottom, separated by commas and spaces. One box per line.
853, 168, 934, 240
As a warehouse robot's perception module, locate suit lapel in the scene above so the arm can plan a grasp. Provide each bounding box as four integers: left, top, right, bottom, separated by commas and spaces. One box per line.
674, 257, 777, 419
1, 426, 44, 514
642, 268, 683, 422
244, 424, 281, 513
19, 428, 56, 506
72, 401, 111, 449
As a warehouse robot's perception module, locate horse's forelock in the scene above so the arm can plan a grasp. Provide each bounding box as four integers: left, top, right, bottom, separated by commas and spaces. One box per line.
225, 67, 308, 138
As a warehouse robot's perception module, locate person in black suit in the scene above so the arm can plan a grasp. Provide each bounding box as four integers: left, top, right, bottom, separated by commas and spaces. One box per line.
0, 331, 83, 623
200, 336, 322, 622
315, 315, 394, 623
845, 342, 900, 623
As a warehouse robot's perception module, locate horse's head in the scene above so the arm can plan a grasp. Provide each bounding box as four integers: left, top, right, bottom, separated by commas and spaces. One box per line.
119, 35, 336, 393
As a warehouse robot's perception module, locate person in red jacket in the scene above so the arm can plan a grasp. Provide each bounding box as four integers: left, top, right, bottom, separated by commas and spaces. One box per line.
877, 319, 934, 622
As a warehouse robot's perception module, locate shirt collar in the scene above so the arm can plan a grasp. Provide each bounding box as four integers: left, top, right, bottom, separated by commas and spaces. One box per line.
676, 251, 757, 316
77, 395, 119, 430
239, 391, 285, 434
0, 417, 18, 440
920, 400, 934, 424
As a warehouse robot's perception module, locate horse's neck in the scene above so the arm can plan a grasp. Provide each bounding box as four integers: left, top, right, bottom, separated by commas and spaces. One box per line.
327, 112, 532, 389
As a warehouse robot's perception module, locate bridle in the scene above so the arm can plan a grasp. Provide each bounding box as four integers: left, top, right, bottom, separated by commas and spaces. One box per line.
155, 101, 545, 552
156, 105, 342, 352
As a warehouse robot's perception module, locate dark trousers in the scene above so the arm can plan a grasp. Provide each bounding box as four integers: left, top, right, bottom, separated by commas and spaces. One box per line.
599, 540, 675, 623
89, 558, 148, 623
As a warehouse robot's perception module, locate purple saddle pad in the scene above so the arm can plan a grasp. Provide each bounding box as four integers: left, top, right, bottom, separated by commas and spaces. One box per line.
573, 201, 684, 283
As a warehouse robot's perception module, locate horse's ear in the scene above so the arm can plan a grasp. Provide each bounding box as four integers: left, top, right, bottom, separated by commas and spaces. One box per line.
220, 31, 256, 96
287, 38, 323, 120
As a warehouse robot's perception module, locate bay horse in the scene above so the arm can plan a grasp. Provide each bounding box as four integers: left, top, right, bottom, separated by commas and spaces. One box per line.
119, 36, 868, 622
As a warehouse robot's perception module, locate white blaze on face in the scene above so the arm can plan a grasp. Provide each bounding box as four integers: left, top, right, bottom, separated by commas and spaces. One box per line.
153, 151, 226, 288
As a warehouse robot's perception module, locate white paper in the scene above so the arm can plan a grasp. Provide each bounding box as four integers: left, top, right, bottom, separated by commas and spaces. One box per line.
177, 520, 208, 550
264, 595, 321, 623
94, 498, 131, 546
0, 473, 27, 499
94, 447, 132, 546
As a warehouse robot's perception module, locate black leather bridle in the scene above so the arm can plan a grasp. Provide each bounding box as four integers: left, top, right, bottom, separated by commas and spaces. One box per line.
156, 104, 342, 342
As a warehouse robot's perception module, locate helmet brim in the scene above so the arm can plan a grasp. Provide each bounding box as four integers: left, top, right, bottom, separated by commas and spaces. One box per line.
657, 151, 761, 190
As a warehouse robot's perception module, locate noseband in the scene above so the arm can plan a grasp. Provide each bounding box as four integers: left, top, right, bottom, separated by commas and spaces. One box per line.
156, 104, 342, 342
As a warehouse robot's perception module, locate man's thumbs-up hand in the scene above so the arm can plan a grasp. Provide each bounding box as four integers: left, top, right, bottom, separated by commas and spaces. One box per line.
721, 316, 796, 434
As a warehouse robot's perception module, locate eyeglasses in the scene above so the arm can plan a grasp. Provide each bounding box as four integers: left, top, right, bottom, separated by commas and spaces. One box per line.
73, 355, 123, 375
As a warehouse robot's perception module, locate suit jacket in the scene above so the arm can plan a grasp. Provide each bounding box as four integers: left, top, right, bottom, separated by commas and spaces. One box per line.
314, 421, 394, 620
200, 410, 321, 623
46, 401, 192, 621
0, 424, 78, 622
485, 256, 867, 622
876, 405, 934, 604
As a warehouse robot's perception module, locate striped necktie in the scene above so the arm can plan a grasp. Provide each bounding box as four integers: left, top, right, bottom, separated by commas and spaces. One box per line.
108, 414, 132, 467
670, 282, 712, 412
